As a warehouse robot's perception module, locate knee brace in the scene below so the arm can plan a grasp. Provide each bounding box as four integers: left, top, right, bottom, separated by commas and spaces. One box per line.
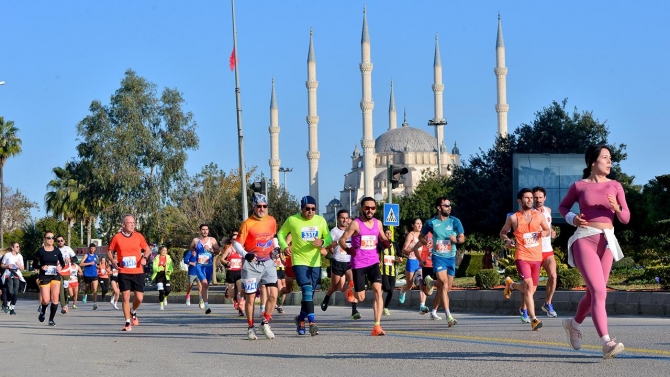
301, 284, 313, 302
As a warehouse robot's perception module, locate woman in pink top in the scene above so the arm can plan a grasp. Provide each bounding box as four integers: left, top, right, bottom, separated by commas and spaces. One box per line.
559, 145, 630, 359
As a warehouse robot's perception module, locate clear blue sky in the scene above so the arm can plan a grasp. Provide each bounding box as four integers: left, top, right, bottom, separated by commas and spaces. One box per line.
1, 1, 668, 218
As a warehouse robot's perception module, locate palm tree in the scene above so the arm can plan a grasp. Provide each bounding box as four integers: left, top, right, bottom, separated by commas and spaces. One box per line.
0, 117, 22, 249
45, 164, 81, 246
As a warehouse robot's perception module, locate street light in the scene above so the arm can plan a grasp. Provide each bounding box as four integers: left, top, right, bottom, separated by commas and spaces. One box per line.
278, 167, 293, 192
428, 117, 447, 176
344, 185, 355, 213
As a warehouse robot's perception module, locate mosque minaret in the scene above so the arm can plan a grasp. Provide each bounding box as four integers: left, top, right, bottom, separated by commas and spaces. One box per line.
431, 33, 446, 172
495, 13, 509, 137
306, 27, 320, 211
360, 7, 375, 198
269, 78, 280, 187
388, 80, 397, 130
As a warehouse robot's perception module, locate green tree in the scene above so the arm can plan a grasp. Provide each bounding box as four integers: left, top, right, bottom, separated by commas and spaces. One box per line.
0, 116, 22, 249
20, 217, 72, 261
75, 69, 198, 241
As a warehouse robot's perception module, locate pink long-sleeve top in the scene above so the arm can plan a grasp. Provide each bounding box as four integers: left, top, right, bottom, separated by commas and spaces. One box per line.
559, 180, 630, 224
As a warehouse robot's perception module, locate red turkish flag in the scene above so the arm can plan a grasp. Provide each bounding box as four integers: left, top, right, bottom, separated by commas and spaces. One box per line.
229, 48, 236, 71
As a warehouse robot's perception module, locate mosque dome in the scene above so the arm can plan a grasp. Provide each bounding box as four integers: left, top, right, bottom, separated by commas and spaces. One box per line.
375, 120, 437, 154
327, 198, 342, 207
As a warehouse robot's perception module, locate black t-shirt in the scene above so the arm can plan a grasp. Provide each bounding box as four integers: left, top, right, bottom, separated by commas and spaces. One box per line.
34, 247, 65, 280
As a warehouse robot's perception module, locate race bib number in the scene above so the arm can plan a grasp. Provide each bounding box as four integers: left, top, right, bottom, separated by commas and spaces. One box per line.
243, 278, 258, 293
45, 266, 57, 276
113, 270, 118, 277
198, 253, 212, 265
435, 239, 452, 253
383, 255, 396, 266
101, 269, 106, 274
522, 232, 540, 248
63, 281, 69, 289
122, 256, 137, 268
301, 226, 318, 241
360, 235, 377, 250
229, 259, 242, 269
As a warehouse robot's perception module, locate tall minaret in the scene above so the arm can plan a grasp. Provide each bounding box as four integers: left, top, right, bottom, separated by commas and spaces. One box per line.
306, 27, 320, 211
432, 33, 446, 171
360, 6, 375, 198
495, 13, 509, 137
269, 78, 280, 187
388, 80, 397, 130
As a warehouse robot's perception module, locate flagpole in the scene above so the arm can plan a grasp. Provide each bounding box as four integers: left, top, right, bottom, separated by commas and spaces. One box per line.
231, 0, 248, 220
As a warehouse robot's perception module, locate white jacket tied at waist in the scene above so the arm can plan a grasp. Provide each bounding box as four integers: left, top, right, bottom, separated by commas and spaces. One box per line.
566, 226, 624, 268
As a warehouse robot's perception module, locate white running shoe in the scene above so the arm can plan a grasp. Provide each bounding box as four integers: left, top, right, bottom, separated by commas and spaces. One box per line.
199, 299, 205, 309
430, 312, 442, 320
603, 339, 624, 359
247, 327, 258, 340
259, 322, 275, 339
163, 298, 168, 306
186, 296, 191, 306
562, 318, 582, 350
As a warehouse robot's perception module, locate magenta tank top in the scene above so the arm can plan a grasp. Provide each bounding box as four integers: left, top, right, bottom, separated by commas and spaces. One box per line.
350, 218, 380, 269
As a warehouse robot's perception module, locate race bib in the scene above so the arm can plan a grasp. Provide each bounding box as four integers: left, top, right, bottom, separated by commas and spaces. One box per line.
383, 255, 396, 266
229, 259, 242, 269
360, 235, 377, 250
122, 256, 137, 268
101, 269, 106, 274
198, 252, 212, 265
243, 278, 258, 293
63, 281, 69, 289
301, 226, 318, 241
112, 269, 118, 277
522, 232, 540, 248
45, 266, 57, 276
435, 239, 452, 253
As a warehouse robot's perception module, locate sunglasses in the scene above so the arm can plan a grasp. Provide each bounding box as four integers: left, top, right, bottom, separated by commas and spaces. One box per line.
304, 206, 316, 212
363, 206, 376, 211
45, 236, 55, 240
442, 204, 452, 208
255, 205, 268, 208
57, 239, 65, 242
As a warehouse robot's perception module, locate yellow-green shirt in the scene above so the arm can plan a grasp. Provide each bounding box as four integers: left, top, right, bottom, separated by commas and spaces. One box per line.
277, 213, 332, 267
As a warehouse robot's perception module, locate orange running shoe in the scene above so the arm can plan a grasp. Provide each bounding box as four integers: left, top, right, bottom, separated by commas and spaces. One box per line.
371, 325, 386, 336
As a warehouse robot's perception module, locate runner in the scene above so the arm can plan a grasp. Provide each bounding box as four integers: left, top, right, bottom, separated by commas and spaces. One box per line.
415, 232, 437, 316
339, 196, 392, 336
320, 209, 361, 320
500, 188, 550, 331
1, 242, 24, 315
79, 243, 100, 310
67, 259, 81, 309
533, 186, 558, 317
379, 228, 402, 316
233, 193, 279, 340
189, 224, 220, 314
277, 195, 332, 336
55, 236, 75, 314
415, 197, 465, 326
109, 251, 120, 309
273, 238, 286, 314
183, 249, 202, 307
151, 246, 173, 310
98, 257, 111, 305
277, 233, 295, 315
398, 219, 423, 304
107, 215, 151, 332
220, 232, 244, 316
34, 231, 65, 326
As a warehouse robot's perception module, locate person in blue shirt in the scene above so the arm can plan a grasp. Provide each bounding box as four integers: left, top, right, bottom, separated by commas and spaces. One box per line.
414, 197, 465, 327
183, 249, 202, 307
79, 243, 100, 310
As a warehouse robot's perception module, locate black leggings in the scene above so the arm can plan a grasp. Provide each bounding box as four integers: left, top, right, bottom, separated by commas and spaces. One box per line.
99, 278, 110, 301
155, 272, 171, 302
5, 278, 20, 306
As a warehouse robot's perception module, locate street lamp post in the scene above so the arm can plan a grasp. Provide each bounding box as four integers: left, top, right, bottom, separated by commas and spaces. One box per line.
279, 167, 293, 192
344, 185, 355, 213
428, 118, 447, 176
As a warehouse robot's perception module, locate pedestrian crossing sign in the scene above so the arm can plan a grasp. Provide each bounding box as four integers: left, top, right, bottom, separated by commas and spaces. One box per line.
383, 203, 400, 226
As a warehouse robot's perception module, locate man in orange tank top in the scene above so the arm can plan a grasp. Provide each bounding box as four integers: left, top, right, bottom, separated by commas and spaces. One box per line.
499, 188, 550, 331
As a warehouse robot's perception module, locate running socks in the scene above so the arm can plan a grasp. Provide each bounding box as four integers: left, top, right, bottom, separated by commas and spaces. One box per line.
601, 335, 612, 346
49, 303, 58, 321
41, 304, 48, 314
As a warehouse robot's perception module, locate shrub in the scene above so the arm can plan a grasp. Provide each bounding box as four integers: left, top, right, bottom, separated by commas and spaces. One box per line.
292, 279, 300, 292
504, 265, 520, 280
557, 268, 583, 290
475, 269, 500, 289
456, 253, 484, 277
215, 272, 226, 284
170, 270, 189, 292
643, 266, 670, 289
612, 256, 635, 270
319, 277, 331, 291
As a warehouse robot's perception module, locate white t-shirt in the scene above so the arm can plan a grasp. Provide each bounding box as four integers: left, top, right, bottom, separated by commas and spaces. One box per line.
330, 226, 351, 263
59, 245, 76, 263
2, 253, 24, 270
536, 206, 553, 253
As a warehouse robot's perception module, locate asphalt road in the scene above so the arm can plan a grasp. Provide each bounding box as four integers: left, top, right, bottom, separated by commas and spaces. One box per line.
1, 299, 669, 377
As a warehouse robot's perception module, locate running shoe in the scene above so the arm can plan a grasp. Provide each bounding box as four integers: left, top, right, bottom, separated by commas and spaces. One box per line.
295, 316, 306, 335
398, 291, 406, 304
276, 306, 284, 314
603, 339, 624, 359
503, 276, 513, 299
351, 312, 362, 320
199, 299, 205, 309
520, 308, 530, 323
419, 305, 430, 314
531, 318, 543, 331
82, 295, 87, 304
160, 303, 164, 310
110, 299, 115, 308
383, 308, 390, 316
3, 306, 8, 314
131, 313, 139, 326
371, 325, 386, 336
430, 312, 442, 320
186, 296, 191, 306
38, 312, 45, 323
238, 310, 245, 317
73, 305, 77, 309
122, 323, 132, 332
259, 322, 275, 339
93, 303, 99, 310
309, 322, 319, 336
61, 308, 66, 314
205, 308, 212, 315
447, 316, 458, 327
113, 302, 119, 310
562, 318, 582, 350
163, 298, 168, 306
9, 309, 16, 315
413, 273, 422, 287
424, 275, 435, 296
541, 302, 557, 317
48, 321, 56, 327
320, 298, 329, 312
247, 326, 258, 340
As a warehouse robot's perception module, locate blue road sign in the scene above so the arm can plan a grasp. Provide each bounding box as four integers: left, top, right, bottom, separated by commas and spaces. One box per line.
383, 203, 400, 226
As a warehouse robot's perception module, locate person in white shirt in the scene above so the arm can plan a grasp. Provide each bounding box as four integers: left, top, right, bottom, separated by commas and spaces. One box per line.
1, 243, 25, 315
55, 236, 76, 313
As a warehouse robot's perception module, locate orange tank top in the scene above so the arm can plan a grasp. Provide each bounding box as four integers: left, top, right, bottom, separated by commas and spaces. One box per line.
513, 211, 542, 262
